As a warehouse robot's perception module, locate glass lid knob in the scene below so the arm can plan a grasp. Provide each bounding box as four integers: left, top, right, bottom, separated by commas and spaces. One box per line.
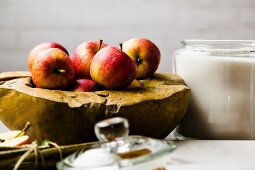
94, 117, 129, 142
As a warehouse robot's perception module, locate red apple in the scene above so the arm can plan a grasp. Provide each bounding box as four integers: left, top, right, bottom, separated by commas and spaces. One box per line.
71, 79, 98, 92
90, 46, 137, 89
122, 38, 161, 79
31, 48, 75, 90
0, 135, 29, 147
71, 40, 108, 79
28, 42, 69, 71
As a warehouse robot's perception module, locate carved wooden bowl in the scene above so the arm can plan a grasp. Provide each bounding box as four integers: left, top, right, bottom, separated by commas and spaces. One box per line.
0, 71, 190, 145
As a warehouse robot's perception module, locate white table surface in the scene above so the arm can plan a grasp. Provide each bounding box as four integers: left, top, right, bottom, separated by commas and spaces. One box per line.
166, 140, 255, 170
1, 122, 255, 169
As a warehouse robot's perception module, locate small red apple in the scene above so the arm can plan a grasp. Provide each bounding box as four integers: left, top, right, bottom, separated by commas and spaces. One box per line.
90, 46, 137, 89
31, 48, 75, 90
28, 42, 69, 71
71, 40, 108, 79
71, 79, 98, 92
122, 38, 161, 79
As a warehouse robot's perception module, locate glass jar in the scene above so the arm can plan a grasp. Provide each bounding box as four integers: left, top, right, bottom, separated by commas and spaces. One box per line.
173, 40, 255, 139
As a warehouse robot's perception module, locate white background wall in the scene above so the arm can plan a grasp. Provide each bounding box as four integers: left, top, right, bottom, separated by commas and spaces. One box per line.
1, 0, 255, 131
1, 0, 255, 73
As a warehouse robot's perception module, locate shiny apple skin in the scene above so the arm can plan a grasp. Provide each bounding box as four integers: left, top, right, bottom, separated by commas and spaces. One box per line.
122, 38, 160, 79
71, 41, 107, 79
71, 79, 98, 92
28, 42, 69, 71
90, 46, 137, 90
31, 48, 75, 90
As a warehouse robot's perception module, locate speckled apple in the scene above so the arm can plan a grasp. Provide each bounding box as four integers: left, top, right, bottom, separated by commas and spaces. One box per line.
71, 40, 107, 79
31, 48, 75, 90
28, 42, 69, 71
122, 38, 161, 79
90, 46, 137, 90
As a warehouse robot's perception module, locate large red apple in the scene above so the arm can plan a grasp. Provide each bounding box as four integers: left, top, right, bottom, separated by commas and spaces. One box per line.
71, 40, 108, 79
31, 48, 75, 90
122, 38, 161, 79
90, 46, 137, 89
71, 79, 98, 92
28, 42, 69, 71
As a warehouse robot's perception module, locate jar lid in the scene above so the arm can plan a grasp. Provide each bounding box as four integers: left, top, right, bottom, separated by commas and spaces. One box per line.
181, 39, 255, 50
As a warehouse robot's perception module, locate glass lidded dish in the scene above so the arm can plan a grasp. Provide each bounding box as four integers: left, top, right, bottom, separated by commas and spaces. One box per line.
57, 117, 176, 170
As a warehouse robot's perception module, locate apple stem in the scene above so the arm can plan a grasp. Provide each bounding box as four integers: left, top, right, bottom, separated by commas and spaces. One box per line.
98, 39, 103, 51
119, 43, 123, 50
15, 121, 32, 138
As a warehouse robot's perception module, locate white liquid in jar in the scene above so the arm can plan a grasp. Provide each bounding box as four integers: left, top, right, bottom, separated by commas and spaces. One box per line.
174, 52, 255, 139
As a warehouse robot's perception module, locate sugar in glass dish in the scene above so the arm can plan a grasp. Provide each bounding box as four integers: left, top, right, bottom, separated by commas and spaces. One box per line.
57, 117, 176, 170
